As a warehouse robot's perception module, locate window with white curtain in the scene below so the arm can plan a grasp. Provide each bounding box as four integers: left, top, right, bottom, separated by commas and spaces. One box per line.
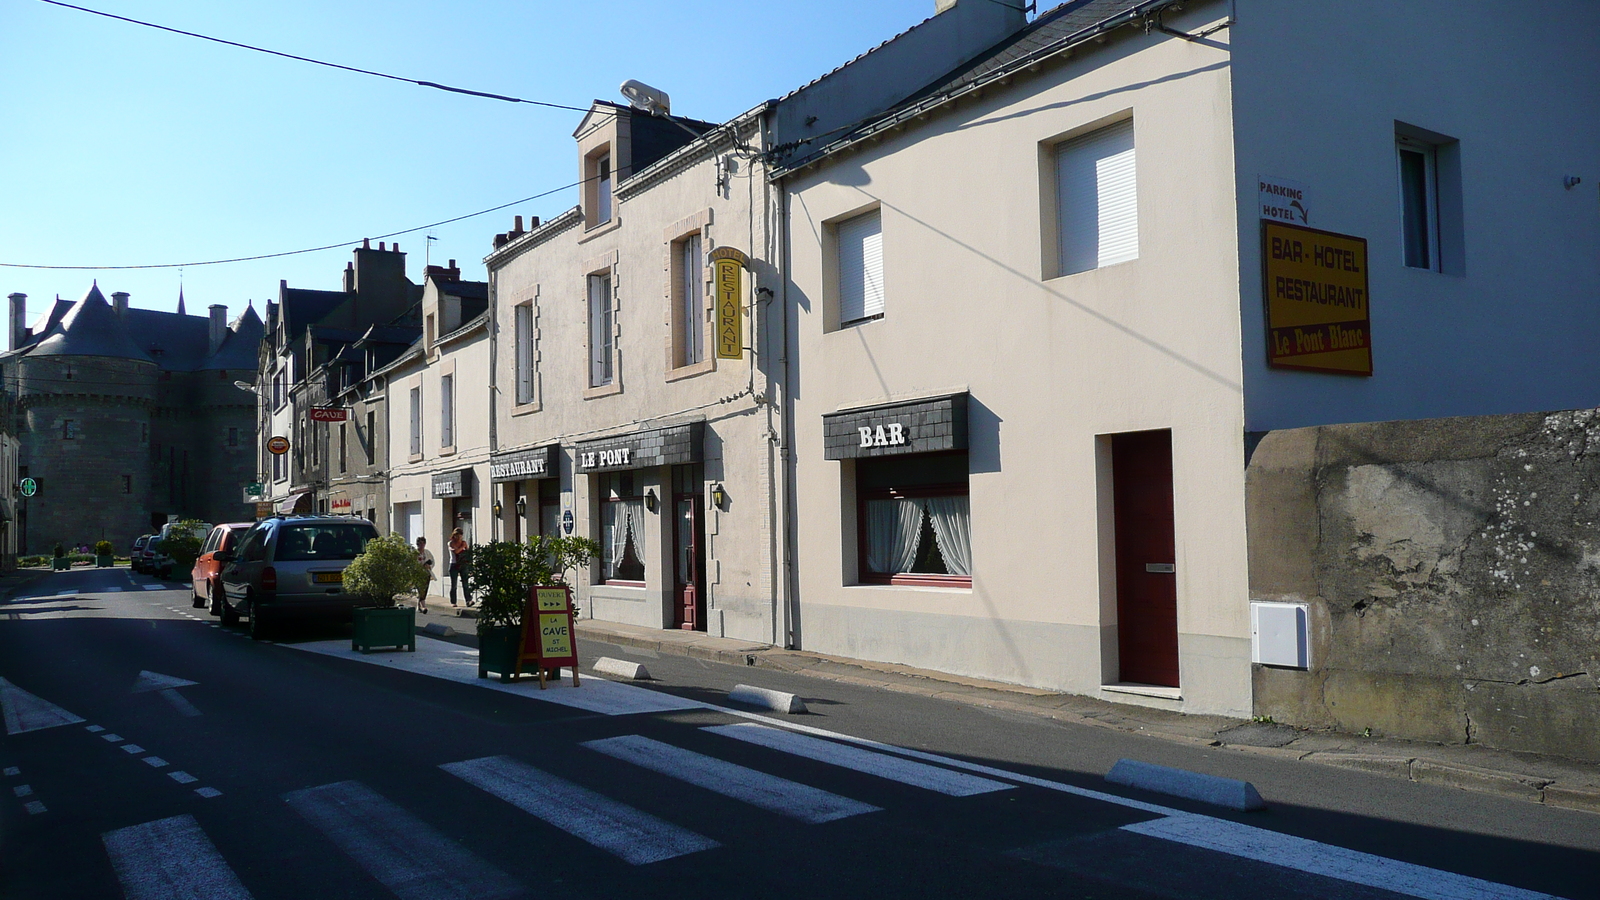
514, 303, 535, 404
856, 451, 971, 586
837, 209, 884, 326
439, 373, 454, 448
597, 471, 645, 583
676, 233, 704, 367
588, 272, 614, 387
1056, 117, 1138, 276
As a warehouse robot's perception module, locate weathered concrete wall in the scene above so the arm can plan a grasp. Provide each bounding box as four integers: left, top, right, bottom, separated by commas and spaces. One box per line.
1247, 410, 1600, 761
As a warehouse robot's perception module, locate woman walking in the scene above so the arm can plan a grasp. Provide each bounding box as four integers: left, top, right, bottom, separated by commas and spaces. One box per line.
448, 527, 471, 607
414, 536, 435, 614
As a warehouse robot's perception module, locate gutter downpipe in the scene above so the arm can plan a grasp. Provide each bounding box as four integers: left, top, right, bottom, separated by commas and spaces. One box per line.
486, 265, 500, 542
769, 110, 799, 651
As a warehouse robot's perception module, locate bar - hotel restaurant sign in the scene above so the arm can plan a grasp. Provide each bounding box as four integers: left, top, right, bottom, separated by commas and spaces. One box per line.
1262, 220, 1372, 376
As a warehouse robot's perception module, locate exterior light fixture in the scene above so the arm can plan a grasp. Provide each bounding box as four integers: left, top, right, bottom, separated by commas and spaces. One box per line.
644, 488, 658, 513
492, 500, 503, 518
515, 496, 527, 518
710, 483, 727, 510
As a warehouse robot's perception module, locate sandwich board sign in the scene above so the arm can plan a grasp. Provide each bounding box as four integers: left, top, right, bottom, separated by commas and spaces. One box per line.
517, 585, 580, 688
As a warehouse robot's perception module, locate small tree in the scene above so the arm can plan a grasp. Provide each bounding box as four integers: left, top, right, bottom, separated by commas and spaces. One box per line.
342, 533, 428, 608
94, 540, 113, 556
468, 534, 599, 628
162, 519, 208, 574
53, 543, 64, 559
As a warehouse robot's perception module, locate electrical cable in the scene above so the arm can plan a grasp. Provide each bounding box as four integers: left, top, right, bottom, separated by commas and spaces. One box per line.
34, 0, 602, 114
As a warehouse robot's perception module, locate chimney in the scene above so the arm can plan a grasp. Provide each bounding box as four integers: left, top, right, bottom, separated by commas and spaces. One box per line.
514, 215, 524, 232
111, 291, 130, 318
344, 261, 355, 292
379, 241, 386, 251
208, 304, 228, 355
424, 259, 462, 283
8, 292, 25, 351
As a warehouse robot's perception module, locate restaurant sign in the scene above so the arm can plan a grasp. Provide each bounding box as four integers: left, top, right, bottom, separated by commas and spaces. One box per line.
711, 246, 749, 361
490, 444, 559, 483
1262, 221, 1372, 376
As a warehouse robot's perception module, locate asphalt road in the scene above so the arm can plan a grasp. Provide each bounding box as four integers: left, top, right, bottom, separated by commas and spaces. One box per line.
1, 568, 1594, 900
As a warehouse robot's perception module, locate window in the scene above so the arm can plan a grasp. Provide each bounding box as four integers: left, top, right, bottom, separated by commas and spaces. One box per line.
338, 423, 347, 473
538, 478, 561, 537
440, 373, 454, 448
272, 449, 284, 481
673, 233, 706, 367
227, 427, 238, 447
425, 314, 436, 352
122, 475, 132, 494
598, 472, 645, 583
62, 419, 78, 440
141, 423, 148, 443
857, 452, 971, 587
409, 386, 422, 457
365, 411, 376, 465
1398, 135, 1439, 271
596, 154, 612, 223
837, 210, 884, 326
588, 272, 614, 387
514, 302, 536, 404
1056, 117, 1138, 276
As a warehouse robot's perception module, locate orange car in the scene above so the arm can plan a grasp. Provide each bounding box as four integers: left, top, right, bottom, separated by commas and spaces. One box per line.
192, 522, 254, 615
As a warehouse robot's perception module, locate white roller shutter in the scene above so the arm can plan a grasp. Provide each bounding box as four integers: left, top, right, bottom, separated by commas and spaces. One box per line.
1057, 118, 1138, 275
837, 210, 884, 325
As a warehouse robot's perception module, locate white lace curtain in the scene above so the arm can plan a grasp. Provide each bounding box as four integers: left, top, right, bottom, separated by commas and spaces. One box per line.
925, 495, 972, 576
865, 498, 923, 574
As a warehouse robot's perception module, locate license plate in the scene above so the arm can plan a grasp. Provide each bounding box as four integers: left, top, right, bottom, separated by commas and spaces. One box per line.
313, 572, 343, 584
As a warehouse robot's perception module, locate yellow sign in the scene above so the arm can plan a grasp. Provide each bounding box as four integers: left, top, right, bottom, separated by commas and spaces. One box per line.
1262, 221, 1372, 376
538, 612, 572, 657
535, 587, 567, 612
711, 246, 749, 360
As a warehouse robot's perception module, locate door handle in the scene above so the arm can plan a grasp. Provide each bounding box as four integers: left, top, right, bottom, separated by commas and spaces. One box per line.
1144, 563, 1175, 574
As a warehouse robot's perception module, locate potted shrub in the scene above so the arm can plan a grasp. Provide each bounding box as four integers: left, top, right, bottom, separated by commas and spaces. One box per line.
52, 543, 67, 571
94, 540, 114, 568
469, 534, 597, 682
342, 533, 427, 653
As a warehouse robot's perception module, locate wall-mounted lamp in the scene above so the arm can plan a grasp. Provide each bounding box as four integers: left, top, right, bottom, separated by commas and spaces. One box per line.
710, 483, 727, 510
644, 488, 658, 513
515, 496, 527, 518
492, 500, 503, 518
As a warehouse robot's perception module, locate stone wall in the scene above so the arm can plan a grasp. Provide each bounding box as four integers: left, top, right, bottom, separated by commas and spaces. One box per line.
1247, 409, 1600, 761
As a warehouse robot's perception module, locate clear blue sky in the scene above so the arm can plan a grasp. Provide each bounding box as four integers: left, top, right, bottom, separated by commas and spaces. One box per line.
1, 0, 959, 346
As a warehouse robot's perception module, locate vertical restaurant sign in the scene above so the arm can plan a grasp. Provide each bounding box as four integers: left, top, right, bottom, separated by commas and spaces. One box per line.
711, 246, 749, 360
1262, 221, 1372, 376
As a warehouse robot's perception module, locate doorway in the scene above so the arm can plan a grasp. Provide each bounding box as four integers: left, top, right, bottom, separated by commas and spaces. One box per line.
1111, 430, 1179, 687
672, 464, 706, 631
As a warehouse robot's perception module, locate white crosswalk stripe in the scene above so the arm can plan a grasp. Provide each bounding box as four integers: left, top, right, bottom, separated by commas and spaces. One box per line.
441, 755, 719, 865
285, 780, 521, 900
102, 814, 254, 900
703, 723, 1013, 797
583, 734, 880, 824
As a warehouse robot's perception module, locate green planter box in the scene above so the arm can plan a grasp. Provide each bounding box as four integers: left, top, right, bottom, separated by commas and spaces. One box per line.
52, 558, 69, 571
478, 624, 527, 683
352, 606, 416, 653
96, 555, 114, 568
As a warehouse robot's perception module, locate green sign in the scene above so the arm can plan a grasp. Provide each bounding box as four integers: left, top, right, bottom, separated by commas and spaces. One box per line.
246, 482, 264, 496
18, 477, 37, 498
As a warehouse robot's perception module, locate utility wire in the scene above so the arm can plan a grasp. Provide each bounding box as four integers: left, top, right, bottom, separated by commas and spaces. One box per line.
35, 0, 598, 113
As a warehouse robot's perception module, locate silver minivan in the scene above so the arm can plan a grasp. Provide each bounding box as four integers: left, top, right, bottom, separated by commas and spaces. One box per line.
216, 516, 379, 640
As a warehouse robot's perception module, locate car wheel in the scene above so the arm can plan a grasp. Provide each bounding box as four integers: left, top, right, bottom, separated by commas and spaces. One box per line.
248, 600, 270, 641
220, 594, 239, 627
208, 582, 222, 617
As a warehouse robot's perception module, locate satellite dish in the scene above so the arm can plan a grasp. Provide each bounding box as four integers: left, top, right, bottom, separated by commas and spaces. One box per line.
619, 79, 671, 116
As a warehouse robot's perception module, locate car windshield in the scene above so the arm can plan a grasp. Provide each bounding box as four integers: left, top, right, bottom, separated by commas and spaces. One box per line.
275, 523, 375, 562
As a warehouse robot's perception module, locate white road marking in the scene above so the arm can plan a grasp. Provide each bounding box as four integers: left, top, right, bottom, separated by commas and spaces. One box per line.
102, 733, 124, 742
56, 588, 78, 595
142, 756, 169, 768
122, 744, 146, 754
2, 766, 18, 776
159, 690, 202, 718
14, 784, 33, 797
24, 800, 46, 814
442, 755, 719, 865
583, 734, 879, 824
102, 814, 254, 900
284, 780, 521, 900
194, 787, 222, 798
704, 723, 1012, 797
1123, 815, 1564, 900
168, 771, 198, 784
0, 677, 87, 735
85, 724, 105, 733
132, 671, 199, 693
286, 637, 709, 716
141, 585, 164, 591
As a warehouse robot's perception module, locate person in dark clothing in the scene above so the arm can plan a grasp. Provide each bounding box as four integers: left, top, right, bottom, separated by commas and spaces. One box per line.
448, 527, 471, 607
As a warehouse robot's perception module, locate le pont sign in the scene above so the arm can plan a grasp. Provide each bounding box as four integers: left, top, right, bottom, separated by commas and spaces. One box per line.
309, 407, 349, 423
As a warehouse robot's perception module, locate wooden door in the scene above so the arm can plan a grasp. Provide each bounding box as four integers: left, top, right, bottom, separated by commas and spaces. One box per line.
672, 465, 706, 631
1112, 430, 1179, 687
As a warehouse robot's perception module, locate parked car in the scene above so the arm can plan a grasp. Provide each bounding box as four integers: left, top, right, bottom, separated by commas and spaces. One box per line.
132, 534, 159, 574
191, 522, 254, 615
151, 521, 213, 580
216, 516, 380, 640
130, 535, 154, 573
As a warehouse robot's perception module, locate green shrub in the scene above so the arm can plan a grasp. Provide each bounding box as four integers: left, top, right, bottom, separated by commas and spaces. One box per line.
20, 555, 49, 568
342, 533, 428, 608
467, 535, 598, 628
53, 543, 64, 559
161, 519, 208, 574
94, 540, 113, 556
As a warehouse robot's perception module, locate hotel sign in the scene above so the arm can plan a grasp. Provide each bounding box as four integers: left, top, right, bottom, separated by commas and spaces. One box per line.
1262, 221, 1372, 376
490, 444, 559, 483
711, 246, 749, 361
431, 469, 473, 499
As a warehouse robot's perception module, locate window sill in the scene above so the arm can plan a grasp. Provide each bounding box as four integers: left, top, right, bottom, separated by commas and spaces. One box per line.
861, 573, 972, 589
511, 400, 542, 417
439, 446, 456, 457
408, 453, 423, 464
845, 580, 972, 593
584, 381, 623, 400
579, 217, 622, 244
665, 358, 715, 383
598, 580, 647, 589
839, 313, 884, 330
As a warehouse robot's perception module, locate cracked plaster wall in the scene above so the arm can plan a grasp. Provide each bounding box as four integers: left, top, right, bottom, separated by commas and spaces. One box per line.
1247, 409, 1600, 761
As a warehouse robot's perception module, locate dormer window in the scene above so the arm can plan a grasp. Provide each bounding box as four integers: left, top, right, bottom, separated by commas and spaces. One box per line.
585, 147, 613, 228
597, 154, 612, 222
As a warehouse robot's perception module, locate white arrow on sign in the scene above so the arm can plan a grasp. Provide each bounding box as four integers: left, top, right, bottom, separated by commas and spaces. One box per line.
0, 677, 86, 735
131, 671, 201, 717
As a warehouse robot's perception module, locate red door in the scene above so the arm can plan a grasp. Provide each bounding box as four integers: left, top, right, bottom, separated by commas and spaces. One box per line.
1112, 430, 1179, 687
673, 494, 706, 630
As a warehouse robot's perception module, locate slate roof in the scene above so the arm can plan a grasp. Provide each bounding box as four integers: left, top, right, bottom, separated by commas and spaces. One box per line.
18, 283, 266, 371
280, 288, 347, 333
28, 285, 153, 363
28, 297, 74, 340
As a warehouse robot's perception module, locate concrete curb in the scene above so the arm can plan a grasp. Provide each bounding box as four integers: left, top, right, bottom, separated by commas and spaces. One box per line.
1106, 758, 1266, 811
592, 657, 650, 681
1411, 760, 1551, 803
421, 623, 457, 638
729, 684, 807, 714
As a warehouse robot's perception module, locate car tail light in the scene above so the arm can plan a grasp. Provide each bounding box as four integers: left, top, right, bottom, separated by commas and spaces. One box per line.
261, 566, 277, 591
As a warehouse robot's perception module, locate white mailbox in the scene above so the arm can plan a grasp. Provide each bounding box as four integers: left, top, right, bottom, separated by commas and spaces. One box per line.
1251, 601, 1310, 669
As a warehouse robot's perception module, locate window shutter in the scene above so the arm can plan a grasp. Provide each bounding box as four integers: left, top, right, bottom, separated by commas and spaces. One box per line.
1056, 118, 1138, 275
837, 210, 884, 324
515, 304, 534, 404
589, 274, 612, 386
440, 374, 453, 447
409, 387, 421, 455
681, 234, 703, 365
